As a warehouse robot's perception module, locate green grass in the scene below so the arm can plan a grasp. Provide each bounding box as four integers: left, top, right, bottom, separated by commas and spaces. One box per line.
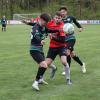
0, 24, 100, 100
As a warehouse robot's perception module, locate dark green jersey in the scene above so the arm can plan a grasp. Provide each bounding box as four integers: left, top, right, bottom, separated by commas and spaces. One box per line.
62, 16, 82, 28
30, 23, 47, 52
62, 16, 83, 42
1, 18, 7, 25
30, 23, 60, 52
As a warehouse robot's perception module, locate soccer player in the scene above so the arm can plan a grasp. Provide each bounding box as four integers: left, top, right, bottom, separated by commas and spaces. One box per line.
46, 12, 72, 85
59, 6, 86, 75
30, 13, 50, 91
24, 13, 61, 91
1, 16, 7, 32
22, 17, 58, 77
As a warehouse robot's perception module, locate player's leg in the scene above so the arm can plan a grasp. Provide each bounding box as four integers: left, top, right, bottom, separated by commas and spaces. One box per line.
59, 47, 72, 85
37, 61, 48, 85
2, 25, 4, 32
67, 39, 76, 67
62, 49, 71, 75
71, 51, 86, 73
4, 24, 6, 32
66, 48, 72, 67
62, 41, 73, 75
30, 50, 48, 91
46, 48, 58, 78
49, 63, 57, 78
69, 39, 86, 73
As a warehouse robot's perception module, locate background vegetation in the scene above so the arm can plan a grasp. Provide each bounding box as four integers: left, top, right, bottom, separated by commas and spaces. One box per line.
0, 0, 100, 19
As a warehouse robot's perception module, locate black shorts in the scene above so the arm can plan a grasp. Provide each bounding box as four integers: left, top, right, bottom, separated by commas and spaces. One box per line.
46, 47, 66, 60
30, 50, 45, 64
2, 24, 6, 27
66, 39, 76, 51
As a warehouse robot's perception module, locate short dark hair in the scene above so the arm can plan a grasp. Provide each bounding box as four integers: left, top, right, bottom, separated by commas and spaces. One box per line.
40, 13, 51, 23
59, 6, 68, 11
55, 11, 62, 17
52, 11, 62, 18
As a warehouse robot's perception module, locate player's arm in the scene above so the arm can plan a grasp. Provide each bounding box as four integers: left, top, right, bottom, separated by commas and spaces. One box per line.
45, 26, 65, 42
45, 27, 60, 33
5, 19, 7, 25
52, 30, 65, 43
52, 36, 65, 43
44, 27, 61, 37
72, 17, 83, 32
72, 17, 82, 28
27, 22, 36, 26
22, 20, 36, 26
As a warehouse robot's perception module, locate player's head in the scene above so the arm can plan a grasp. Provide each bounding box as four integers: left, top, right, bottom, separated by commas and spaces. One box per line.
39, 13, 51, 26
53, 11, 62, 24
59, 6, 68, 18
3, 15, 5, 19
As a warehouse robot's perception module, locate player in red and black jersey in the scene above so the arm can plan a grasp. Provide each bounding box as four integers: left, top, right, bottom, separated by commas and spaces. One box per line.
46, 12, 72, 85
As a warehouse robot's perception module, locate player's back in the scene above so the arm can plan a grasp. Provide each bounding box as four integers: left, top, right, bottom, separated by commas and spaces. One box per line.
31, 24, 44, 46
62, 16, 74, 24
1, 18, 7, 24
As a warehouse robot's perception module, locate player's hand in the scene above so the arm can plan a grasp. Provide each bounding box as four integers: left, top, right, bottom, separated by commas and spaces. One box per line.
48, 34, 52, 39
41, 40, 45, 45
21, 20, 27, 24
59, 28, 63, 32
79, 28, 83, 32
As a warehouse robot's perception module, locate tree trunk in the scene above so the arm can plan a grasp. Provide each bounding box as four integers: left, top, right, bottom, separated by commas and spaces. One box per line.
9, 0, 14, 19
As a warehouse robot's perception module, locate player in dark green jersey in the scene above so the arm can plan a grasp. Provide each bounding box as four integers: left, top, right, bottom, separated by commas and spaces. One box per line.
22, 13, 61, 91
1, 16, 7, 32
59, 6, 86, 75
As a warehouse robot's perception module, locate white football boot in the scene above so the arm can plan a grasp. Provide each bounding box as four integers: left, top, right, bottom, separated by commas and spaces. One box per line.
32, 81, 39, 91
81, 62, 86, 73
38, 78, 48, 85
62, 71, 66, 75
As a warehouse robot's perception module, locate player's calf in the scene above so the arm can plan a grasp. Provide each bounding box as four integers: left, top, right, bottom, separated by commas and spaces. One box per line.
60, 56, 72, 85
71, 52, 86, 73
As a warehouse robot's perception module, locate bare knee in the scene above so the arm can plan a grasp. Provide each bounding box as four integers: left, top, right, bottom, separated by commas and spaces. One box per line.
40, 61, 47, 68
45, 58, 53, 66
60, 56, 67, 66
71, 51, 76, 57
66, 49, 71, 56
62, 61, 68, 66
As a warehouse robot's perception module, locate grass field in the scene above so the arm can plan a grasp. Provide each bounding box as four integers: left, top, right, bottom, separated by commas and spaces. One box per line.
0, 24, 100, 100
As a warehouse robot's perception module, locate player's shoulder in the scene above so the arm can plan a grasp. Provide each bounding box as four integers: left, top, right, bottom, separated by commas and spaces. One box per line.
67, 16, 75, 19
46, 20, 54, 27
32, 23, 39, 31
47, 20, 54, 24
